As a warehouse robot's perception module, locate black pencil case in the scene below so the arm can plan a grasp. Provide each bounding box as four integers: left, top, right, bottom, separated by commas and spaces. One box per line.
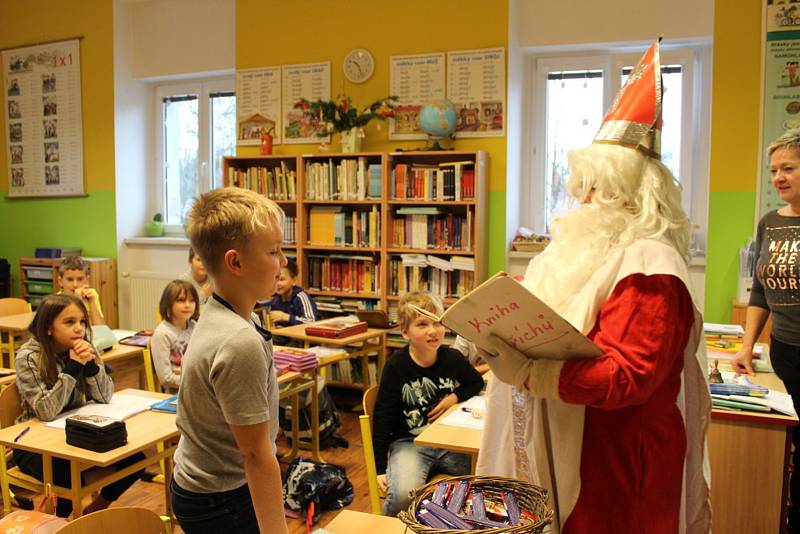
65, 415, 127, 452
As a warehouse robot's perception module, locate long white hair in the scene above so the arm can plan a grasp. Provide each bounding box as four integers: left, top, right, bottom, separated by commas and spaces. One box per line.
523, 143, 691, 313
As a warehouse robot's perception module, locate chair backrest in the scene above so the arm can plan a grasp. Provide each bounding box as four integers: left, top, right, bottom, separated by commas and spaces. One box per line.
55, 507, 168, 534
0, 383, 22, 428
143, 340, 160, 393
0, 298, 30, 317
359, 385, 382, 514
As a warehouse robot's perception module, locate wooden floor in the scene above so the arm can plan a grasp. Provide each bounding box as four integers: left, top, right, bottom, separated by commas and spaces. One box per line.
11, 390, 375, 533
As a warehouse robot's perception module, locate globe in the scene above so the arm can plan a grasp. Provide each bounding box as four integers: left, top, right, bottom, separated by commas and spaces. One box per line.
419, 99, 458, 141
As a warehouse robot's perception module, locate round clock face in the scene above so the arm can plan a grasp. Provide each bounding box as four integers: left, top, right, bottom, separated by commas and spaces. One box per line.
343, 49, 374, 84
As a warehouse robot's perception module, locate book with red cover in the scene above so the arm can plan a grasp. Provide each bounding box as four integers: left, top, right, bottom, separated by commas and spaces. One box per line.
305, 320, 369, 339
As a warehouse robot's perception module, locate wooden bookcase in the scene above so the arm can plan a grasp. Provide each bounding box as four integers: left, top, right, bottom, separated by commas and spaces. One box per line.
223, 150, 489, 376
18, 257, 118, 328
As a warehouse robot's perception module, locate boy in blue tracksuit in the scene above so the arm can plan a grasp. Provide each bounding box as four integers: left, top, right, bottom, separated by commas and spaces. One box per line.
268, 261, 320, 327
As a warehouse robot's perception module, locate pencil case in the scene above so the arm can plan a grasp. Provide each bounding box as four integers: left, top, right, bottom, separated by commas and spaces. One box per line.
65, 415, 127, 452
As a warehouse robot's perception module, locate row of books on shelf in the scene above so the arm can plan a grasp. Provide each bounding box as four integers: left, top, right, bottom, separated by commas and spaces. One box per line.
315, 295, 377, 314
390, 255, 476, 298
326, 358, 378, 387
307, 255, 381, 294
283, 215, 296, 244
308, 206, 380, 247
305, 158, 382, 200
392, 161, 475, 201
391, 207, 472, 250
225, 163, 297, 200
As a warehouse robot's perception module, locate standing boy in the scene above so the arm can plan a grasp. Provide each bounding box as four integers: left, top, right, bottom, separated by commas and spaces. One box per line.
57, 256, 105, 325
372, 291, 484, 516
171, 187, 289, 534
180, 247, 213, 307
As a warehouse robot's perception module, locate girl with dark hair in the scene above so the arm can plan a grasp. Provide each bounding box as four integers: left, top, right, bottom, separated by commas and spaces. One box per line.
151, 279, 199, 392
14, 293, 144, 518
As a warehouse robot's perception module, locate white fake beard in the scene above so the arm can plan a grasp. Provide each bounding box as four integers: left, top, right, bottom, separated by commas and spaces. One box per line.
521, 203, 631, 314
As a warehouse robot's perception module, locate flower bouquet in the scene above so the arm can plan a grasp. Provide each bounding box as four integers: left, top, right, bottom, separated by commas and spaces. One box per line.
294, 95, 397, 152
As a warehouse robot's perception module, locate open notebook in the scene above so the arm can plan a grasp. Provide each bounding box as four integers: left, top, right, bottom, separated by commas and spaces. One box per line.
45, 393, 159, 429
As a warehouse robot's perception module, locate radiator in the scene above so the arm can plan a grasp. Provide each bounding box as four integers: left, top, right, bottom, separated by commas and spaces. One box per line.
125, 271, 175, 331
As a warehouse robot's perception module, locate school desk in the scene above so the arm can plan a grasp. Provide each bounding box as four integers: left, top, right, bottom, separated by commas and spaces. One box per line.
0, 312, 34, 366
0, 389, 177, 519
413, 401, 482, 472
708, 371, 798, 534
277, 368, 322, 463
270, 324, 390, 390
99, 344, 148, 391
323, 509, 408, 533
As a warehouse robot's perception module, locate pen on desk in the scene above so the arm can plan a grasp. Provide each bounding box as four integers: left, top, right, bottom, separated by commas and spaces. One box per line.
13, 426, 30, 443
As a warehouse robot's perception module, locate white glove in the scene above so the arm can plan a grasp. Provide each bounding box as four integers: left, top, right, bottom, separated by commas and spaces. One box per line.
481, 334, 534, 389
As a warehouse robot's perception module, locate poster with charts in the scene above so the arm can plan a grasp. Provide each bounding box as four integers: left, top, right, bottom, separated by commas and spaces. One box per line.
389, 52, 445, 140
3, 39, 84, 198
759, 2, 800, 219
446, 47, 505, 138
236, 66, 282, 146
281, 62, 331, 145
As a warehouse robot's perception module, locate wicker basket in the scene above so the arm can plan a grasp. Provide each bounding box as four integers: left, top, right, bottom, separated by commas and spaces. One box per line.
397, 475, 553, 533
512, 241, 548, 253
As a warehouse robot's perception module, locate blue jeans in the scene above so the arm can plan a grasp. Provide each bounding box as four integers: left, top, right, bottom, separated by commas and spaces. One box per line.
170, 479, 258, 534
382, 437, 471, 516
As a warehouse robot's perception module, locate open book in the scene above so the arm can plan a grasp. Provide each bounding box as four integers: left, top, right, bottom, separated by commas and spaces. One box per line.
438, 272, 601, 360
45, 393, 159, 429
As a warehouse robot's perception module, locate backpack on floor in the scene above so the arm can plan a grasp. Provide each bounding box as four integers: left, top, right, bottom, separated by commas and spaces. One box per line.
282, 456, 354, 524
279, 377, 346, 448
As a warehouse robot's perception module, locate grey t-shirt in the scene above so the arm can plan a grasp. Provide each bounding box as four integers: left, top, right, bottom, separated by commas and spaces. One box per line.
749, 209, 800, 345
173, 295, 278, 493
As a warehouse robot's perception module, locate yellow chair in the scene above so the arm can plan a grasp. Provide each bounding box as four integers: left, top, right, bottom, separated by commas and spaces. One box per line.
0, 383, 47, 514
0, 298, 31, 367
143, 341, 166, 485
359, 386, 385, 514
54, 506, 171, 534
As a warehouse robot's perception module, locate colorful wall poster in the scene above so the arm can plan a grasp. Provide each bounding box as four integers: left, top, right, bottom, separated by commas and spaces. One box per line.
760, 2, 800, 218
236, 66, 281, 146
281, 62, 331, 145
389, 52, 445, 140
3, 39, 84, 197
446, 47, 505, 138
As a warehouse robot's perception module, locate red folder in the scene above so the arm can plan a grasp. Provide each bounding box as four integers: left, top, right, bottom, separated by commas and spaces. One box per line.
304, 321, 369, 339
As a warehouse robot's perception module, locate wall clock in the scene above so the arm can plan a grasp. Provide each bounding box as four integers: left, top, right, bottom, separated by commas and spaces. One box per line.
343, 48, 375, 84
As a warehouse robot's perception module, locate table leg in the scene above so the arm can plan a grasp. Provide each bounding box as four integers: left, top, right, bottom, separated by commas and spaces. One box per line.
310, 371, 323, 463
470, 454, 477, 474
378, 334, 387, 382
0, 444, 11, 515
42, 454, 53, 515
287, 384, 300, 461
163, 446, 174, 522
70, 460, 82, 518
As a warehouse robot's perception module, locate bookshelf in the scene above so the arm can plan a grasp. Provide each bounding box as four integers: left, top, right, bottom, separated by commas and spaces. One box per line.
223, 149, 489, 352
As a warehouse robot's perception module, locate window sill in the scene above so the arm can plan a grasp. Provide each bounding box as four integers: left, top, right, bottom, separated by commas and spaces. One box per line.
124, 236, 190, 246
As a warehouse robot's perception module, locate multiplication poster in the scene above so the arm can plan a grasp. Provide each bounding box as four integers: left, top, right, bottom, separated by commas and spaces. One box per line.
236, 67, 282, 146
281, 62, 331, 145
3, 38, 84, 197
446, 47, 505, 138
389, 52, 445, 140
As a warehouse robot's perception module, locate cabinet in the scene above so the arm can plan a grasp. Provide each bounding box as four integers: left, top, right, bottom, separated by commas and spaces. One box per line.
19, 257, 118, 328
731, 300, 772, 344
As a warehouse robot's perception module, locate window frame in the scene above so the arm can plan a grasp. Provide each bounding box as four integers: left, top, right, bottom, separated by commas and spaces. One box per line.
153, 77, 235, 233
521, 43, 711, 252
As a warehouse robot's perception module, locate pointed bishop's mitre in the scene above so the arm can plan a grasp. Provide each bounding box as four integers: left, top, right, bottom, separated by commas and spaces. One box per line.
594, 38, 662, 159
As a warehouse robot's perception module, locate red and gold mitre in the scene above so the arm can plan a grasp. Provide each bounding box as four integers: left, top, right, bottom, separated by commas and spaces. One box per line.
594, 38, 662, 159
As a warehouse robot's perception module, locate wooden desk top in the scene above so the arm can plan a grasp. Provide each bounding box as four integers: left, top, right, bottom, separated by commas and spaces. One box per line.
100, 344, 144, 364
414, 402, 482, 455
0, 389, 176, 467
324, 510, 408, 533
271, 324, 389, 346
0, 312, 35, 333
711, 371, 799, 426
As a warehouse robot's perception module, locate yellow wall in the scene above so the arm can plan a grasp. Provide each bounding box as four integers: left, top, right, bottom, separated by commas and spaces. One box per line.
236, 0, 509, 274
0, 0, 117, 293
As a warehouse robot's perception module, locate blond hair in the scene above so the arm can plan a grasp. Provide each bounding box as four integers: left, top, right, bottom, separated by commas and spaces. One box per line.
397, 291, 444, 330
768, 128, 800, 157
186, 187, 284, 276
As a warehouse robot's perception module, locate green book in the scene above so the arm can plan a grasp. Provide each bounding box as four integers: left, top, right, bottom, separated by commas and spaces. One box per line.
712, 398, 771, 412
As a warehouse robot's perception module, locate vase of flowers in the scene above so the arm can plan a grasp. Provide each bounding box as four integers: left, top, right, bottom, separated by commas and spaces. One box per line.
294, 95, 397, 152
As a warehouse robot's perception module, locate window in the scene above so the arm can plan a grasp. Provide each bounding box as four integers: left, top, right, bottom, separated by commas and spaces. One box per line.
155, 79, 236, 228
523, 44, 711, 252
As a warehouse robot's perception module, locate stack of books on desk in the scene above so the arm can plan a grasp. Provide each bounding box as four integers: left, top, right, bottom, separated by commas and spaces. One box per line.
704, 322, 772, 372
274, 347, 318, 372
711, 372, 795, 416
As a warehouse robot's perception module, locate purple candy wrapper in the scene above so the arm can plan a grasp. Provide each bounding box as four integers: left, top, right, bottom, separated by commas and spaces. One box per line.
470, 490, 487, 519
446, 480, 470, 514
503, 491, 521, 525
431, 481, 449, 506
417, 509, 451, 529
421, 500, 476, 531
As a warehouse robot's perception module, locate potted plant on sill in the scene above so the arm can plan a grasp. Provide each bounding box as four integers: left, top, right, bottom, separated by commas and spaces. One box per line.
294, 95, 397, 153
144, 213, 165, 237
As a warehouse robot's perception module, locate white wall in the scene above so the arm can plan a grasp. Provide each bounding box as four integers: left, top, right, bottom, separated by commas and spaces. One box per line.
517, 0, 713, 49
129, 0, 235, 80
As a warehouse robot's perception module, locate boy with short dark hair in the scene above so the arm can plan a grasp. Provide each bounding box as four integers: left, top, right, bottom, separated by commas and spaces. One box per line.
268, 260, 320, 327
372, 291, 483, 516
180, 247, 213, 307
57, 256, 104, 325
171, 187, 289, 534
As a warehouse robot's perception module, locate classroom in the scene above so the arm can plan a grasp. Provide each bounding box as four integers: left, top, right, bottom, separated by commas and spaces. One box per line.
0, 0, 794, 533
